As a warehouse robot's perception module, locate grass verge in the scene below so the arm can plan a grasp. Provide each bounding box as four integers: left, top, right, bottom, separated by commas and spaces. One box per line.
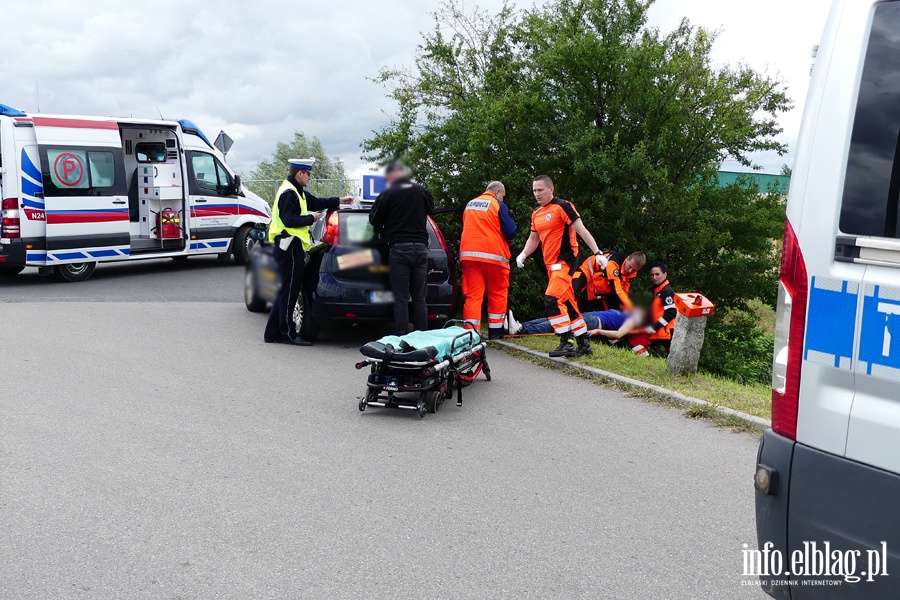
507, 336, 771, 421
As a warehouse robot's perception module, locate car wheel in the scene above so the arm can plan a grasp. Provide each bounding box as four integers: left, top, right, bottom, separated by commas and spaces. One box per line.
232, 225, 255, 266
0, 266, 25, 276
244, 268, 267, 313
293, 290, 321, 342
54, 262, 96, 282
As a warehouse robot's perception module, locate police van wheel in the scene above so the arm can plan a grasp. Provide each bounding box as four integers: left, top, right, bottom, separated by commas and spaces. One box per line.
232, 225, 254, 266
244, 268, 267, 313
0, 266, 24, 276
54, 262, 96, 283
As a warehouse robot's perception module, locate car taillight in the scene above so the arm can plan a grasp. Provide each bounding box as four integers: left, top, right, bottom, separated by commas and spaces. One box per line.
322, 210, 340, 246
1, 198, 20, 238
428, 216, 448, 252
771, 220, 807, 440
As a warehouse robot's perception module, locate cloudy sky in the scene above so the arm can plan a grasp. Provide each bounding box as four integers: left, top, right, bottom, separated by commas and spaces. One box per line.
0, 0, 828, 179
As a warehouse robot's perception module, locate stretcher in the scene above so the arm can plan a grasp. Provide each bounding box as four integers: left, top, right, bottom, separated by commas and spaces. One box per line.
355, 323, 491, 417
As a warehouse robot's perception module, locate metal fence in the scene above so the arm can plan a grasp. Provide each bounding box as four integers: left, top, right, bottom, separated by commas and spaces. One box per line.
245, 178, 362, 205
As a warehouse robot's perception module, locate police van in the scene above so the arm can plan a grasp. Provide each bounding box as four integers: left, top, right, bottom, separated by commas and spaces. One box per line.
0, 106, 270, 281
755, 0, 900, 596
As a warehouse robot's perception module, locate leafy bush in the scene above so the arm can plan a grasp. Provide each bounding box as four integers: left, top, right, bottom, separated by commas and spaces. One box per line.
699, 311, 774, 385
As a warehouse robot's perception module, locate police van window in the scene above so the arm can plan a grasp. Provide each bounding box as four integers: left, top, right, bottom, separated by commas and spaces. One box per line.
188, 151, 232, 196
840, 2, 900, 238
40, 147, 123, 196
135, 142, 167, 163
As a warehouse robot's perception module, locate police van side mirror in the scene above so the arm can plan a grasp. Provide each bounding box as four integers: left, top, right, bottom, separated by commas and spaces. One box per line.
231, 174, 242, 196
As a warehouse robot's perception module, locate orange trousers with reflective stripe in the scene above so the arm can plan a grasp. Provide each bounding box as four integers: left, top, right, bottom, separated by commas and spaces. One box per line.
461, 260, 509, 336
544, 265, 587, 337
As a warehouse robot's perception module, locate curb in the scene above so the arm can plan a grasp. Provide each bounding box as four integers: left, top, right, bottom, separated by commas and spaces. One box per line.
493, 340, 772, 433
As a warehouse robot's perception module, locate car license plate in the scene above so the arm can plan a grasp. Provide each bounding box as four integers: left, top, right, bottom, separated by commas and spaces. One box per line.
370, 290, 395, 304
337, 249, 375, 270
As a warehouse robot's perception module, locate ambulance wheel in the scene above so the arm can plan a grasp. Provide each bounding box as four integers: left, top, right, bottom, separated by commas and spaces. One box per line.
244, 268, 267, 313
293, 291, 320, 342
54, 262, 95, 283
416, 396, 426, 418
232, 225, 254, 265
0, 266, 24, 276
424, 390, 442, 413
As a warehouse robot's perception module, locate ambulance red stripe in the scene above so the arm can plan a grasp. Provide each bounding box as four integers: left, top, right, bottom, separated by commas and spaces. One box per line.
32, 117, 119, 130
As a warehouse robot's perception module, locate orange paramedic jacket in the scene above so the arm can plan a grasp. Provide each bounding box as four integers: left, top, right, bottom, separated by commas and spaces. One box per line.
578, 251, 636, 310
460, 192, 511, 269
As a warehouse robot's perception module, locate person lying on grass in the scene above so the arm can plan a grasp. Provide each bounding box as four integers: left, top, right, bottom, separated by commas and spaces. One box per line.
507, 307, 647, 338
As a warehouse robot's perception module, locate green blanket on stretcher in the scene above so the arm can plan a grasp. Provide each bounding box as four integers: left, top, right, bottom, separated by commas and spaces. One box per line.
376, 327, 482, 362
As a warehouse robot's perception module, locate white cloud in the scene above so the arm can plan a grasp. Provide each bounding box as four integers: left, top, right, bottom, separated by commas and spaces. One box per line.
0, 0, 829, 177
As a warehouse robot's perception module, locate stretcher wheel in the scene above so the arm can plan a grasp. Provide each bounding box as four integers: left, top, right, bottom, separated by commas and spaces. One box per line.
483, 359, 492, 381
360, 388, 376, 412
424, 390, 442, 414
416, 396, 426, 418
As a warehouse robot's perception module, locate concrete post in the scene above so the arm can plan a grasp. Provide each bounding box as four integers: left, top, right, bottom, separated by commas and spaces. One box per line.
666, 315, 708, 376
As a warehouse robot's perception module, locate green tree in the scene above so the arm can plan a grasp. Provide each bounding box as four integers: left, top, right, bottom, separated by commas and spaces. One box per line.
364, 0, 790, 319
244, 132, 351, 205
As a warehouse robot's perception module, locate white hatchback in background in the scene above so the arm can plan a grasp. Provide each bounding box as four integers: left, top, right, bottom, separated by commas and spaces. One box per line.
755, 1, 900, 597
0, 110, 270, 281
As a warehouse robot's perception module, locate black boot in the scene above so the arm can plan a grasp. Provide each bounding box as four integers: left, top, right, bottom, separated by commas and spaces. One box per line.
576, 333, 592, 356
549, 333, 577, 358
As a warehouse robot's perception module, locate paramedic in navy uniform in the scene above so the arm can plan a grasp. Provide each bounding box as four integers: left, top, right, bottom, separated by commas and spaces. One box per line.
264, 158, 353, 345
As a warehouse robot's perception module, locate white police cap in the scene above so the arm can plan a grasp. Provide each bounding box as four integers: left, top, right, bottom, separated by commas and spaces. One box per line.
289, 158, 316, 171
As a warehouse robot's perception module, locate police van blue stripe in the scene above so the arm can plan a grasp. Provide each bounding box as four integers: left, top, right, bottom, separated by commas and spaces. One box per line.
805, 276, 857, 370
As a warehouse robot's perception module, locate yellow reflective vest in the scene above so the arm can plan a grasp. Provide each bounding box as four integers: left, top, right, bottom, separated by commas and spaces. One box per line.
268, 179, 311, 249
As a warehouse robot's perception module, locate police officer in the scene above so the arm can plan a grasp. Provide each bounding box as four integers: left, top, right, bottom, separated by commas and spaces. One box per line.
369, 162, 435, 335
460, 181, 517, 338
264, 158, 353, 345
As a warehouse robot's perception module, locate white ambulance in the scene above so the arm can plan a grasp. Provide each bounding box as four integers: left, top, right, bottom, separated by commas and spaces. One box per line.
755, 0, 900, 596
0, 106, 270, 281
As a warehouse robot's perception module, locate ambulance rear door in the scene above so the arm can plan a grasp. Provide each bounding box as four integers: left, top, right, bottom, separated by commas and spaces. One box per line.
33, 117, 129, 264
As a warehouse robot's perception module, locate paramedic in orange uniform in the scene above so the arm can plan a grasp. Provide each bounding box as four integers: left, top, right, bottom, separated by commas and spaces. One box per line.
516, 175, 607, 358
460, 181, 518, 339
627, 259, 677, 355
573, 251, 646, 311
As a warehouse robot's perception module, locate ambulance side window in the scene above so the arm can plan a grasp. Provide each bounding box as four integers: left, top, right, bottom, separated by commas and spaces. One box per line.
40, 146, 124, 197
840, 2, 900, 238
187, 151, 232, 196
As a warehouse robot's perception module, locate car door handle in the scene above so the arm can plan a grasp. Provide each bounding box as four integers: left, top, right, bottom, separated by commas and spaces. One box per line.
196, 198, 207, 203
112, 200, 127, 204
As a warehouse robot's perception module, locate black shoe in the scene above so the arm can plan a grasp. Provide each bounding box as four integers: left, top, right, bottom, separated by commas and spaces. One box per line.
576, 334, 592, 356
264, 336, 283, 344
283, 337, 312, 346
549, 333, 577, 358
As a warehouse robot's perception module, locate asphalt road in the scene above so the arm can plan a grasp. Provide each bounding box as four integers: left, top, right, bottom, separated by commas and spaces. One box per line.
1, 259, 764, 599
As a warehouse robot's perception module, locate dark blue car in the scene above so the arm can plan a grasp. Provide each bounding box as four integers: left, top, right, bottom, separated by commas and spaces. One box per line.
244, 207, 458, 341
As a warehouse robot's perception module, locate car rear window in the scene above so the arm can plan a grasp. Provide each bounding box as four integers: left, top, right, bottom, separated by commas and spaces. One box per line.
341, 213, 376, 244
337, 211, 443, 249
840, 2, 900, 238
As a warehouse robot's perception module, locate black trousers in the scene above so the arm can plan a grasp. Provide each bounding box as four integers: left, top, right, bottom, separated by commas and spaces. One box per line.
389, 242, 429, 335
264, 238, 306, 342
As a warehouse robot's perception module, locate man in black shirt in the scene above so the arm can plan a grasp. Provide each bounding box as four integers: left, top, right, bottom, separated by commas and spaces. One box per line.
264, 158, 353, 345
369, 162, 435, 335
